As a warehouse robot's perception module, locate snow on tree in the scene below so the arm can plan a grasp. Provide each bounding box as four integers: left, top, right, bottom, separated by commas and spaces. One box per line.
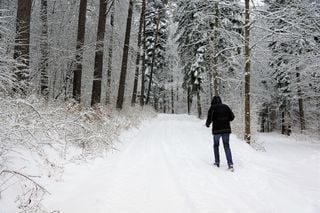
14, 0, 32, 95
264, 0, 320, 135
144, 0, 169, 106
0, 4, 17, 94
174, 0, 243, 117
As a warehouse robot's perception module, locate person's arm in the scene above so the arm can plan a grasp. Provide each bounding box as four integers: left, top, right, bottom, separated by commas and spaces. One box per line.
206, 107, 213, 127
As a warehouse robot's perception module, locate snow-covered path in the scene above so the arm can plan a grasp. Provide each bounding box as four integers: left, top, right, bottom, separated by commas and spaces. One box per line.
43, 114, 320, 213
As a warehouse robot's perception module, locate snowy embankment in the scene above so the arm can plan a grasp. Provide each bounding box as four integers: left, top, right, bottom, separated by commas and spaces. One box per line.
39, 114, 320, 213
0, 96, 155, 212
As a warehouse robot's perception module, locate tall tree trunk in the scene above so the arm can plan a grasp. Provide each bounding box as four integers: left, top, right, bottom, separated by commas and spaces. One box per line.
91, 0, 108, 106
146, 11, 161, 104
39, 0, 49, 100
208, 72, 213, 98
163, 91, 166, 113
105, 2, 115, 105
266, 105, 271, 132
212, 2, 220, 96
131, 0, 146, 106
176, 86, 179, 102
187, 87, 192, 115
73, 0, 87, 102
197, 90, 202, 119
298, 97, 305, 131
260, 114, 265, 132
116, 0, 133, 109
244, 0, 251, 144
154, 96, 159, 111
296, 72, 305, 131
281, 111, 285, 135
281, 101, 291, 136
154, 87, 159, 111
171, 83, 174, 114
52, 69, 58, 99
270, 107, 276, 131
140, 1, 147, 106
287, 102, 292, 136
14, 0, 32, 93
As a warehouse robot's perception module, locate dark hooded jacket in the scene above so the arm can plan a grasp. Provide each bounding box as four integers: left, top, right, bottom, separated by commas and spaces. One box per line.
206, 96, 235, 134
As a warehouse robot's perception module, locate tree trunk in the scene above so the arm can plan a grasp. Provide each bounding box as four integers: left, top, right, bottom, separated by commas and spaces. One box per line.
281, 103, 292, 136
146, 11, 161, 104
281, 111, 285, 135
73, 0, 87, 102
187, 87, 192, 115
176, 86, 179, 102
260, 116, 265, 133
260, 109, 266, 132
286, 102, 292, 136
298, 97, 305, 131
140, 1, 147, 106
131, 0, 145, 106
197, 91, 202, 119
163, 92, 166, 113
244, 0, 251, 144
105, 2, 115, 105
14, 0, 32, 93
270, 107, 276, 132
296, 72, 306, 132
154, 96, 159, 111
208, 72, 213, 99
154, 87, 159, 111
171, 84, 174, 114
266, 105, 271, 132
212, 2, 219, 96
116, 0, 133, 109
39, 0, 49, 100
91, 0, 108, 106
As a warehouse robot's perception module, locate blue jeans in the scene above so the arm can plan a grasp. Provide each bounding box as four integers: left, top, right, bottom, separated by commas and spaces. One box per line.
213, 133, 233, 166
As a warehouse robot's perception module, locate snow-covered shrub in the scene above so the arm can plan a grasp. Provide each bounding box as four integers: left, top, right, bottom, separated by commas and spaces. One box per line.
0, 96, 156, 212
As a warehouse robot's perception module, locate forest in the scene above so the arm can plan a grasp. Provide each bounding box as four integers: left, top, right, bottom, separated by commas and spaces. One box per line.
1, 0, 319, 139
0, 0, 320, 212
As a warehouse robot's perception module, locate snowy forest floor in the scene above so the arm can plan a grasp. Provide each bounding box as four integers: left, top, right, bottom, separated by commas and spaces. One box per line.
40, 114, 320, 213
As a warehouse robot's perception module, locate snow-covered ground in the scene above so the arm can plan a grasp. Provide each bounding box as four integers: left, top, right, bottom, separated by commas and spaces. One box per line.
40, 114, 320, 213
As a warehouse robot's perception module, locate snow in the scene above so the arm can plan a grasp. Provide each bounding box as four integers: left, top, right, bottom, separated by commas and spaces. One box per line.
38, 114, 320, 213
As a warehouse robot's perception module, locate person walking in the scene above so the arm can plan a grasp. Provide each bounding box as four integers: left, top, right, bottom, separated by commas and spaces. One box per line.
206, 96, 235, 171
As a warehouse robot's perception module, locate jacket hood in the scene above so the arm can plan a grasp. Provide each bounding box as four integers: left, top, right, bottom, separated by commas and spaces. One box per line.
211, 96, 222, 105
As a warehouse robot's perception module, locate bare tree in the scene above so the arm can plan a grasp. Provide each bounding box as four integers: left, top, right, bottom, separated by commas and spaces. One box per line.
244, 0, 251, 144
146, 11, 161, 104
131, 0, 146, 106
105, 1, 115, 105
140, 1, 148, 106
162, 90, 166, 113
116, 0, 133, 109
197, 90, 202, 118
72, 0, 88, 102
171, 81, 174, 114
39, 0, 49, 100
296, 71, 306, 131
14, 0, 32, 93
91, 0, 108, 106
187, 86, 192, 115
210, 2, 220, 96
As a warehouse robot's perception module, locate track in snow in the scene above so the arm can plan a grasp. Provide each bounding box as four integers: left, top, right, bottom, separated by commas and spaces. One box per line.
43, 114, 320, 213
